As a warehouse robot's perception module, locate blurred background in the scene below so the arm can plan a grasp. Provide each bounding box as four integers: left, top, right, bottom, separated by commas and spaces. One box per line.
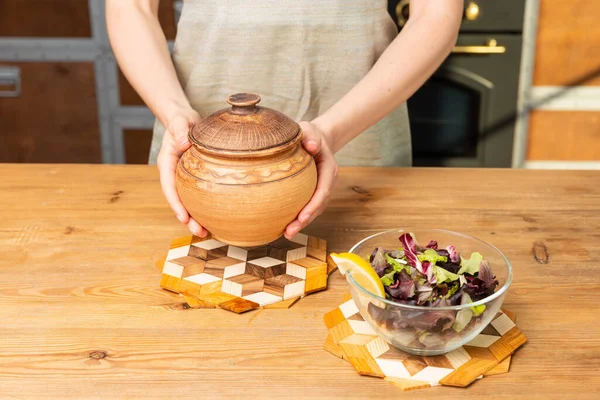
0, 0, 598, 169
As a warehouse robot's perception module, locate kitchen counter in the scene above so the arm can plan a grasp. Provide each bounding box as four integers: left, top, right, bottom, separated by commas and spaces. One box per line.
0, 164, 598, 399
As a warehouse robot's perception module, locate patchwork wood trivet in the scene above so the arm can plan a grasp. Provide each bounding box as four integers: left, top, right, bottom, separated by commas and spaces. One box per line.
159, 233, 337, 313
323, 294, 527, 391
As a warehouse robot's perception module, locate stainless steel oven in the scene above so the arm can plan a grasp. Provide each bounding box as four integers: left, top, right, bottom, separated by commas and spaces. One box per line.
388, 0, 526, 167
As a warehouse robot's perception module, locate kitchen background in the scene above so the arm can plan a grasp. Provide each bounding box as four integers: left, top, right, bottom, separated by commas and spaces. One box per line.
0, 0, 598, 169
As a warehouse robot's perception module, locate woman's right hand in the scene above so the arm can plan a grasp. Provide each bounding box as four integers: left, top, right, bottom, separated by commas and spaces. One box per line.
156, 108, 207, 237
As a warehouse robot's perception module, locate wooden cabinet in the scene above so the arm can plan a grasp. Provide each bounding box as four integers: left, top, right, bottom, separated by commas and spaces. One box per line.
0, 1, 178, 164
0, 62, 101, 163
533, 0, 600, 87
527, 111, 600, 161
0, 0, 91, 37
526, 0, 600, 163
123, 129, 154, 164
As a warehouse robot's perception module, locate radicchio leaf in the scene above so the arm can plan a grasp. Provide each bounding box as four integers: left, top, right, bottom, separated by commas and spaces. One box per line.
464, 275, 497, 301
446, 245, 460, 263
399, 309, 455, 332
370, 246, 387, 277
386, 270, 415, 299
399, 233, 422, 271
436, 249, 450, 257
417, 290, 434, 304
421, 261, 437, 284
478, 260, 498, 289
425, 240, 438, 250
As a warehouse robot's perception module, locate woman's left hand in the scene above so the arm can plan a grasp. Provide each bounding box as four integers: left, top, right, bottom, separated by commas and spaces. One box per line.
284, 121, 339, 239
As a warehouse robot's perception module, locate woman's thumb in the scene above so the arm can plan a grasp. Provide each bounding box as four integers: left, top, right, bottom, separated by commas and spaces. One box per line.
169, 117, 193, 153
299, 121, 322, 156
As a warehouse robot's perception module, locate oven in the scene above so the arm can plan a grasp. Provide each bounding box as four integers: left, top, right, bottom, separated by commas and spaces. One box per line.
388, 0, 526, 167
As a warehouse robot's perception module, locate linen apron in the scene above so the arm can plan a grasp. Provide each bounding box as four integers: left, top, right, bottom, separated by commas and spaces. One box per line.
149, 0, 412, 167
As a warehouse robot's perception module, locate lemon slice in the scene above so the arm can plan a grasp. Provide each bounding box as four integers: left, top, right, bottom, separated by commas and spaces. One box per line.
330, 252, 386, 298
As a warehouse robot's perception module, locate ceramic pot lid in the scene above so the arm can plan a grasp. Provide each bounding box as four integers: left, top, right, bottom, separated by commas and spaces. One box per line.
189, 93, 300, 154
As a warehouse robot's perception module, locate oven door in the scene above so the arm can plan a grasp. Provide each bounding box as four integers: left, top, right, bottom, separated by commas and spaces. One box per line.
409, 34, 522, 167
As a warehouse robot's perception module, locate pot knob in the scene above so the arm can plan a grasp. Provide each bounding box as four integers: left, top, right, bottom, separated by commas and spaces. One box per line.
227, 93, 261, 115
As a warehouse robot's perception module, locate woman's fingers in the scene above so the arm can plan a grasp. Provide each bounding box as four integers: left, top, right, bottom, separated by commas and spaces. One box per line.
285, 151, 338, 239
157, 134, 190, 224
157, 120, 206, 237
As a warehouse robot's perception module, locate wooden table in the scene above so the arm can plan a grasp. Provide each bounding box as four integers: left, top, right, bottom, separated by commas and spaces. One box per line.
1, 164, 598, 399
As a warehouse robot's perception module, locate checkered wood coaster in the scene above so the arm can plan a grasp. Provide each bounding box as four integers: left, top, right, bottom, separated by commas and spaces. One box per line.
159, 233, 337, 313
323, 293, 527, 391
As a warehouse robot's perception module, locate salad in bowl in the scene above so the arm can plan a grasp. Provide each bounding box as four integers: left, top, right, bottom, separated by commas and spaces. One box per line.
331, 229, 512, 356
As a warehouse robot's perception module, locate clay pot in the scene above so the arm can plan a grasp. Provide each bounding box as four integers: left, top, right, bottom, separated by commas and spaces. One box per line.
176, 93, 317, 247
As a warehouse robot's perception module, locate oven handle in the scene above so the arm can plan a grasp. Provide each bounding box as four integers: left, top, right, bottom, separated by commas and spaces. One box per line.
452, 39, 506, 54
0, 66, 21, 97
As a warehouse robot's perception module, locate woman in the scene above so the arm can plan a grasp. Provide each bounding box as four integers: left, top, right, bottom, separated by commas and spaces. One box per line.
106, 0, 462, 239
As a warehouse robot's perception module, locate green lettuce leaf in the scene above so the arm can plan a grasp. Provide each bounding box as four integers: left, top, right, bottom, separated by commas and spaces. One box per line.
445, 283, 460, 298
457, 252, 484, 275
417, 249, 448, 264
432, 265, 459, 283
386, 254, 409, 273
381, 270, 397, 286
470, 304, 486, 316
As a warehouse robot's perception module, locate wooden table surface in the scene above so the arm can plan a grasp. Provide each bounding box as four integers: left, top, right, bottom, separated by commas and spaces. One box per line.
0, 164, 599, 399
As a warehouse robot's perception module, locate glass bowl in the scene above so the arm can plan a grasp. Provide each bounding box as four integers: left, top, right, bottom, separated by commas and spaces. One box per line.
345, 228, 512, 356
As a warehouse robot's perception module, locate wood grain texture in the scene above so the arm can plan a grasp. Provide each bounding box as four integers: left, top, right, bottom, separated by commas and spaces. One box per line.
0, 165, 599, 399
526, 111, 600, 161
534, 0, 600, 86
0, 0, 91, 37
0, 62, 100, 163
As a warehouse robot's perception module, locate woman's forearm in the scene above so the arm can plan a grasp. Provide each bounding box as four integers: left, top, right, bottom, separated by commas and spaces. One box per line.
315, 0, 463, 153
106, 0, 190, 127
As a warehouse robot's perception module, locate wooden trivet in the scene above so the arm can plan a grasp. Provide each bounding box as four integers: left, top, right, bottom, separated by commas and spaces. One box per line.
323, 294, 527, 391
159, 233, 337, 313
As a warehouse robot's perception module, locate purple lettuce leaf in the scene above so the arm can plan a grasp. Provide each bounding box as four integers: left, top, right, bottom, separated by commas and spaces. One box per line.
464, 276, 497, 301
448, 284, 465, 305
415, 281, 433, 304
385, 270, 415, 300
436, 260, 461, 274
425, 240, 438, 250
369, 246, 388, 277
399, 233, 423, 271
402, 307, 455, 332
421, 261, 437, 284
436, 249, 450, 257
446, 245, 460, 263
388, 249, 405, 259
478, 260, 498, 288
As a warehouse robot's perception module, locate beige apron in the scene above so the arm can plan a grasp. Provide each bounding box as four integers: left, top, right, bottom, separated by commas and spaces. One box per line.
149, 0, 412, 167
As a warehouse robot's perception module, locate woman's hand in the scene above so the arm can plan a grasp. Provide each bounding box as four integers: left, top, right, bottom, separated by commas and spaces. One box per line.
156, 108, 207, 237
284, 121, 339, 239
